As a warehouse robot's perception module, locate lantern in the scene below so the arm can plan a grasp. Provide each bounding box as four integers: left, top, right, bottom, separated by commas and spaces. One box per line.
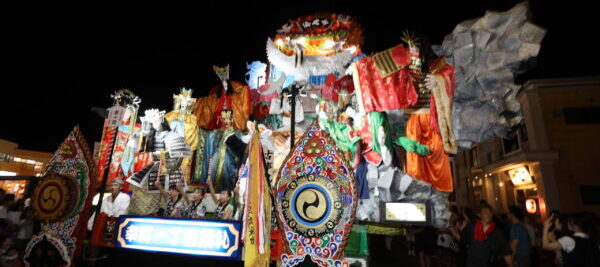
525, 198, 537, 214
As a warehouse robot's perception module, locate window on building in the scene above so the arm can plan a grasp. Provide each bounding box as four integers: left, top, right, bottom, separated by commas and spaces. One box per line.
563, 107, 600, 125
0, 153, 12, 163
502, 129, 520, 155
519, 124, 528, 142
470, 147, 479, 167
580, 186, 600, 205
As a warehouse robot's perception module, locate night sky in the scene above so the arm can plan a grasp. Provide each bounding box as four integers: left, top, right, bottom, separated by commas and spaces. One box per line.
3, 0, 598, 152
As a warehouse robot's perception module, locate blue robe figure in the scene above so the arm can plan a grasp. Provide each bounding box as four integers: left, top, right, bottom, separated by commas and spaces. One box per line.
193, 109, 245, 191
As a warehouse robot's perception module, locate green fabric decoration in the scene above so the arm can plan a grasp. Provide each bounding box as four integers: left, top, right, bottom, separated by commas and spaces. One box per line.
395, 136, 430, 156
320, 118, 359, 154
368, 112, 394, 155
345, 224, 369, 257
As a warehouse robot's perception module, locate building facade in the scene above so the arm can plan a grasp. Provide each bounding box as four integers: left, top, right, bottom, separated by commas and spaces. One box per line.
0, 139, 53, 197
453, 76, 600, 218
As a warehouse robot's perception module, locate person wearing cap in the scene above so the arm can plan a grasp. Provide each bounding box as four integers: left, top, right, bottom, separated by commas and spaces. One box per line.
87, 179, 131, 230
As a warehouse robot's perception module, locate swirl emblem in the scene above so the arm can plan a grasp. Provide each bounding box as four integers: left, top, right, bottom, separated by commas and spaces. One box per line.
281, 175, 343, 237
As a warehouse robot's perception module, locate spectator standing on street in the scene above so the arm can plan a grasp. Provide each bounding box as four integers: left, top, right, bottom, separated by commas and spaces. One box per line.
452, 208, 476, 267
462, 202, 513, 267
508, 206, 531, 267
0, 194, 15, 226
523, 215, 540, 266
543, 212, 600, 267
406, 226, 416, 256
415, 226, 436, 267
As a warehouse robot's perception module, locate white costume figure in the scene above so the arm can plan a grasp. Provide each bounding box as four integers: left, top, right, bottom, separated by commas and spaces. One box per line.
126, 109, 191, 215
87, 179, 130, 230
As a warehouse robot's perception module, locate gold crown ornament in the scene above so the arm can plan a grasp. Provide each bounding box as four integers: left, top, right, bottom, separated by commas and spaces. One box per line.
401, 30, 421, 49
213, 65, 230, 82
173, 88, 196, 114
221, 109, 234, 120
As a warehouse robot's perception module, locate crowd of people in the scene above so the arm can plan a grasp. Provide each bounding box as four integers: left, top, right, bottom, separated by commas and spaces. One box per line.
153, 177, 240, 221
0, 190, 35, 267
3, 178, 600, 267
88, 177, 242, 232
85, 178, 243, 264
404, 202, 600, 267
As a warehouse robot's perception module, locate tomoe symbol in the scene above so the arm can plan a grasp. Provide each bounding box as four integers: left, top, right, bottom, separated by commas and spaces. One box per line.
295, 188, 327, 223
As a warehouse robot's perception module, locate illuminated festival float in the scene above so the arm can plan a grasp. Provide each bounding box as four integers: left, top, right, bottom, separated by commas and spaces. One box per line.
25, 3, 544, 267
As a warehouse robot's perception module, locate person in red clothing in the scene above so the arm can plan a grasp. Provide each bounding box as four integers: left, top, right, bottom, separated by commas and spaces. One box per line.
461, 202, 513, 267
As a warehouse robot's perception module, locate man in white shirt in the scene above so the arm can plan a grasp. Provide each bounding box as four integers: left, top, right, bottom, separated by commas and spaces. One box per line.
88, 179, 130, 230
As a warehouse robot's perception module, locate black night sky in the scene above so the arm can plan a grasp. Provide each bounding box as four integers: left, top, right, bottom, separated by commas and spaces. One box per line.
3, 0, 598, 152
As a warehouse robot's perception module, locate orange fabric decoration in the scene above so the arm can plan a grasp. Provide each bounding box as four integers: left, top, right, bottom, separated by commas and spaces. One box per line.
192, 81, 250, 131
193, 87, 219, 129
230, 81, 251, 131
406, 113, 453, 192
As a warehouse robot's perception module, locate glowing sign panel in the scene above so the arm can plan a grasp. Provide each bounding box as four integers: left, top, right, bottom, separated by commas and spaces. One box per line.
116, 216, 241, 260
508, 167, 534, 188
384, 202, 429, 224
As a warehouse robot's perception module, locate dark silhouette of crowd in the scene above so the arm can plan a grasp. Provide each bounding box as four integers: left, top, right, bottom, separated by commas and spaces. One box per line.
405, 202, 600, 267
0, 189, 37, 267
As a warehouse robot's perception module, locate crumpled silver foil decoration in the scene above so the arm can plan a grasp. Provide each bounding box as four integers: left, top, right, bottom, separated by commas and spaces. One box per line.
435, 2, 546, 149
356, 164, 451, 228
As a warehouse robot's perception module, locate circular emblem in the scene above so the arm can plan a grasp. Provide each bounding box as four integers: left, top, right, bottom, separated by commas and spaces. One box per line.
282, 175, 343, 237
294, 187, 328, 223
32, 173, 79, 223
39, 182, 63, 213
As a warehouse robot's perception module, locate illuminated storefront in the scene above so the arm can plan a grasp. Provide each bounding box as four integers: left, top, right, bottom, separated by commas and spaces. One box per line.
0, 175, 35, 199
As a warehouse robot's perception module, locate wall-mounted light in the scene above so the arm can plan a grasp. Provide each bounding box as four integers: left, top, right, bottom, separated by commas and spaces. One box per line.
508, 166, 534, 187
